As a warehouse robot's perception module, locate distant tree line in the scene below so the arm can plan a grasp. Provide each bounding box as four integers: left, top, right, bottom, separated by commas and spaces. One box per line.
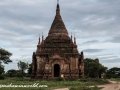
106, 67, 120, 78
0, 47, 32, 79
4, 63, 32, 79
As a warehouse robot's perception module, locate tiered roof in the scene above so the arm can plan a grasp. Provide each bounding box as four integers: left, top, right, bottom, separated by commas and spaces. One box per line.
36, 1, 79, 58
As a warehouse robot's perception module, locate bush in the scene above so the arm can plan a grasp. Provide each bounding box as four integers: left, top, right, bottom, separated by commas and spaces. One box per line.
56, 77, 65, 81
70, 86, 90, 90
25, 74, 31, 77
70, 87, 76, 90
70, 86, 99, 90
0, 75, 5, 80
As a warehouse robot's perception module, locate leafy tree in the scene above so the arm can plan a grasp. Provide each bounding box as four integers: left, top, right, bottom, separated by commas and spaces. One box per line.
16, 70, 22, 77
6, 69, 17, 77
0, 62, 4, 75
0, 48, 12, 64
106, 67, 120, 78
0, 62, 5, 79
99, 64, 107, 78
27, 63, 32, 75
84, 58, 107, 78
0, 48, 12, 79
17, 61, 28, 79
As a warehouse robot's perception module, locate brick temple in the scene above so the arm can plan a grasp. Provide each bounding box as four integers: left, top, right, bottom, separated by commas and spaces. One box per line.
32, 1, 84, 79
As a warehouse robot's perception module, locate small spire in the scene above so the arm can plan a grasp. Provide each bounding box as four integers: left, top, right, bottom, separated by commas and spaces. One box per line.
38, 34, 40, 45
71, 32, 72, 40
42, 32, 44, 41
81, 51, 83, 55
74, 33, 76, 45
41, 32, 45, 45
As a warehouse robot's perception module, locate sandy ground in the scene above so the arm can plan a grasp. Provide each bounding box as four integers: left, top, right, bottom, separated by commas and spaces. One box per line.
96, 80, 120, 90
89, 80, 120, 90
54, 80, 120, 90
54, 88, 69, 90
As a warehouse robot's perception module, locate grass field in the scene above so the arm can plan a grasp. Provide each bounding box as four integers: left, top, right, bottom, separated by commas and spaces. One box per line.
110, 78, 120, 82
0, 77, 109, 90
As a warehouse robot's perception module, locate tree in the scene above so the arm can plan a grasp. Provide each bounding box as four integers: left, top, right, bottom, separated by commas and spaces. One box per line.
99, 64, 107, 78
17, 61, 28, 79
0, 62, 4, 75
6, 69, 17, 77
0, 48, 12, 79
84, 58, 107, 78
106, 67, 120, 78
0, 62, 5, 79
84, 58, 99, 78
27, 63, 32, 75
16, 70, 22, 77
0, 48, 12, 64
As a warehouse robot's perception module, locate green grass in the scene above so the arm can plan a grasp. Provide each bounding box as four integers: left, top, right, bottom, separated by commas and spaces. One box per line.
0, 77, 109, 90
110, 78, 120, 82
70, 86, 100, 90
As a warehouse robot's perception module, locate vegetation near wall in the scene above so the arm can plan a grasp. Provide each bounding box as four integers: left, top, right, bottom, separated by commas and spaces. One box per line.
84, 58, 107, 78
84, 58, 120, 79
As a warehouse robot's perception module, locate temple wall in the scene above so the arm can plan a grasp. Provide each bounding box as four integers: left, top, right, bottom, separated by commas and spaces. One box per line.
33, 54, 84, 79
36, 56, 45, 73
70, 57, 78, 70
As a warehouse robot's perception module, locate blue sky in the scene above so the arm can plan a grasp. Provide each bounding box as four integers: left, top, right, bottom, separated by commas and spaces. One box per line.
0, 0, 120, 72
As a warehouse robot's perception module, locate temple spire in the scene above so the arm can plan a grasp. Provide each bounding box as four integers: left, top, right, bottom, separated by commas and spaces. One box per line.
57, 0, 59, 8
48, 0, 68, 36
41, 32, 44, 45
38, 34, 40, 45
71, 32, 72, 40
74, 33, 76, 45
56, 0, 60, 15
42, 32, 44, 41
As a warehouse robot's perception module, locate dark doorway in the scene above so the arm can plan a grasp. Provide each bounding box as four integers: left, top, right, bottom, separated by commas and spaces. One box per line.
54, 64, 60, 77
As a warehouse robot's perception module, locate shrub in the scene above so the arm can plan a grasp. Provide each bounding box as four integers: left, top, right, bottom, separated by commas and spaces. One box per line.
56, 77, 65, 81
0, 75, 5, 80
70, 87, 76, 90
70, 86, 99, 90
70, 86, 91, 90
25, 74, 31, 77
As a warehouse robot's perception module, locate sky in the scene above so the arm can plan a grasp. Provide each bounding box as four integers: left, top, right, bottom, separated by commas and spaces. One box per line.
0, 0, 120, 72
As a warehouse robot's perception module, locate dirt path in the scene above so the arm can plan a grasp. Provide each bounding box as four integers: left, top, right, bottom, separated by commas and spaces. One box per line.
90, 80, 120, 90
54, 88, 69, 90
54, 80, 120, 90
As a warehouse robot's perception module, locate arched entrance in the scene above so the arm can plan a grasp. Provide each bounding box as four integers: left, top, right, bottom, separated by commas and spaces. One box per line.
54, 64, 60, 77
